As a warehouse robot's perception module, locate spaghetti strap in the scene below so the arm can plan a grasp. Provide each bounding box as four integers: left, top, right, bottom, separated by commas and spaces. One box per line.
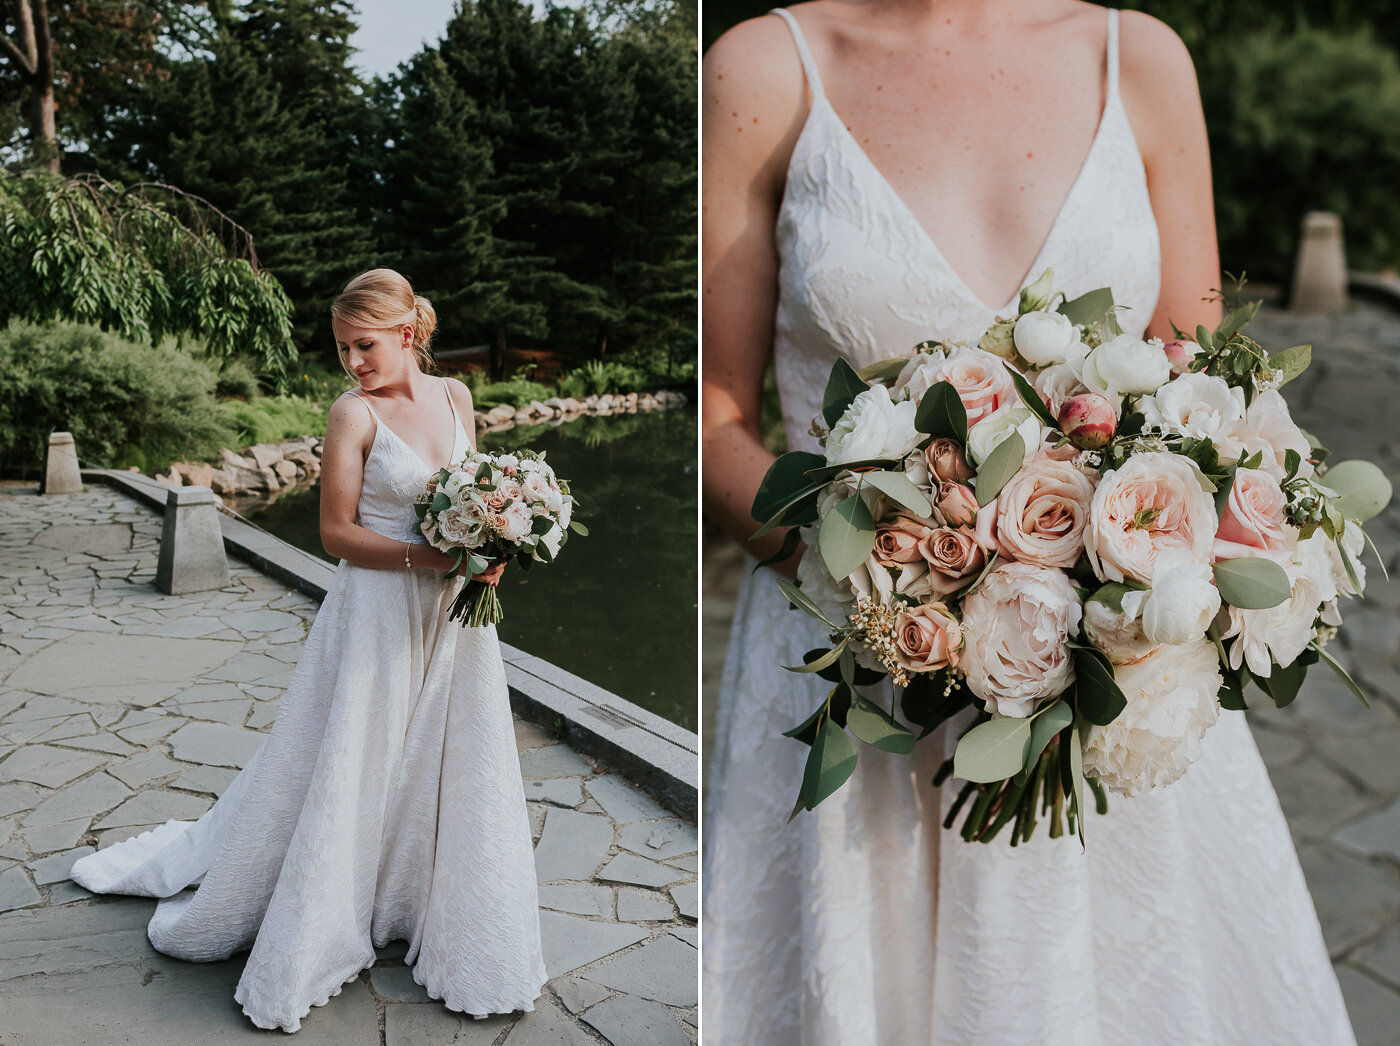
1106, 9, 1120, 99
440, 376, 463, 431
769, 8, 826, 101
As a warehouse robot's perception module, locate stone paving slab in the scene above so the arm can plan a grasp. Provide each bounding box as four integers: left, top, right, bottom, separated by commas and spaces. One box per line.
0, 482, 696, 1045
700, 298, 1400, 1046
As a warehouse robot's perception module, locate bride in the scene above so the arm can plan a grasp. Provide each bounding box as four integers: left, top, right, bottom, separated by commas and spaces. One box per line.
71, 269, 547, 1032
701, 2, 1356, 1043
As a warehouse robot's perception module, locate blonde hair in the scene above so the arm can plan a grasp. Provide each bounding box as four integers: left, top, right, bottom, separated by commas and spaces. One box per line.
331, 268, 438, 373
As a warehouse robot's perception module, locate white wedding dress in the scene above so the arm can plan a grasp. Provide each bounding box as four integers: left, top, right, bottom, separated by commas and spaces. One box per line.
702, 9, 1356, 1045
71, 379, 547, 1032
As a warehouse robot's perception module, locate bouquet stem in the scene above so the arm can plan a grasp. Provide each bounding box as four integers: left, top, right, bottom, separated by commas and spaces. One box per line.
448, 578, 504, 627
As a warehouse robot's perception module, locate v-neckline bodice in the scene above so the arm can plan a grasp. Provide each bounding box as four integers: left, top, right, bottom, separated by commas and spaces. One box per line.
355, 379, 470, 474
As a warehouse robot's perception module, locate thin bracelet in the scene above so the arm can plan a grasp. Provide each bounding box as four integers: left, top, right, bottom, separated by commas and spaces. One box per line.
403, 541, 412, 571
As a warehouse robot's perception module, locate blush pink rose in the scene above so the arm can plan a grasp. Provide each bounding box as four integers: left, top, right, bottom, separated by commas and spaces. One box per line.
959, 562, 1082, 717
933, 480, 979, 528
1084, 452, 1217, 584
994, 459, 1097, 568
893, 602, 962, 674
926, 438, 975, 482
486, 490, 509, 510
1214, 467, 1288, 561
874, 516, 933, 567
920, 346, 1017, 427
917, 526, 986, 594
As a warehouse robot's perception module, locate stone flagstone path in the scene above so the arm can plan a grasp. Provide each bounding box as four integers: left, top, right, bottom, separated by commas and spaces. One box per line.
0, 482, 696, 1045
703, 297, 1400, 1046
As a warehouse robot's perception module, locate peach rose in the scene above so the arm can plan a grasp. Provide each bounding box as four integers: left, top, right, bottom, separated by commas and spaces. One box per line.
959, 562, 1082, 717
893, 602, 962, 674
874, 517, 933, 567
933, 480, 979, 528
1084, 453, 1217, 584
919, 345, 1017, 427
994, 459, 1096, 568
486, 489, 509, 510
917, 526, 985, 593
1214, 467, 1288, 561
926, 438, 975, 482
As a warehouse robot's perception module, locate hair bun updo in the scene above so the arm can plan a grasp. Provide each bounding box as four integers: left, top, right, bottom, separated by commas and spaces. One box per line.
331, 268, 437, 373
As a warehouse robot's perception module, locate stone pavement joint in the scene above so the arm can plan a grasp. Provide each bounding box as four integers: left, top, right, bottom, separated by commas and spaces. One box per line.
0, 482, 695, 1045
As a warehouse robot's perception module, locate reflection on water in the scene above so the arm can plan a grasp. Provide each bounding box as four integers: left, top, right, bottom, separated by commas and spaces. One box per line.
244, 407, 698, 732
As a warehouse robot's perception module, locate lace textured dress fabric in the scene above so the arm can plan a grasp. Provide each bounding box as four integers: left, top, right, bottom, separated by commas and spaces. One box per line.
701, 9, 1357, 1045
70, 380, 547, 1033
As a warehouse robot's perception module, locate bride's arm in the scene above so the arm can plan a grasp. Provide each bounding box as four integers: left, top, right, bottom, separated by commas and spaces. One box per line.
319, 393, 457, 572
702, 17, 809, 576
1119, 11, 1224, 340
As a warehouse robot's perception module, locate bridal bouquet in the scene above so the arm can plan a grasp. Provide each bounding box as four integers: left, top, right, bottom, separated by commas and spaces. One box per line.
415, 448, 586, 626
755, 269, 1392, 844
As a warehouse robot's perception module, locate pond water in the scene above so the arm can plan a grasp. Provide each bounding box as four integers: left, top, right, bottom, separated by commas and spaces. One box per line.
243, 406, 698, 733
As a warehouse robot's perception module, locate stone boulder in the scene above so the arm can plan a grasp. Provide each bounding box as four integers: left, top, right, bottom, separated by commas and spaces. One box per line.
248, 443, 282, 470
221, 448, 255, 471
207, 468, 235, 494
273, 459, 298, 482
172, 461, 214, 488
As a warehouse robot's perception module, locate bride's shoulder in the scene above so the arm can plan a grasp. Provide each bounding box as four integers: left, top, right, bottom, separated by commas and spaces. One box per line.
1114, 9, 1206, 165
704, 11, 805, 116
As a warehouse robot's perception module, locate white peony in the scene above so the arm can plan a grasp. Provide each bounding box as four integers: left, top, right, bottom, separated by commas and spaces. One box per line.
499, 501, 534, 543
1138, 373, 1246, 450
442, 471, 469, 498
1139, 549, 1222, 644
1082, 639, 1221, 796
1082, 597, 1158, 665
1084, 452, 1218, 584
1013, 310, 1080, 367
966, 407, 1044, 467
1228, 390, 1315, 482
825, 384, 921, 465
1219, 546, 1326, 678
1080, 333, 1172, 398
532, 522, 565, 561
959, 562, 1082, 718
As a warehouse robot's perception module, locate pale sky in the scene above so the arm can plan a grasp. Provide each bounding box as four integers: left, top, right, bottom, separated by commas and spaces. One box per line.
348, 0, 581, 80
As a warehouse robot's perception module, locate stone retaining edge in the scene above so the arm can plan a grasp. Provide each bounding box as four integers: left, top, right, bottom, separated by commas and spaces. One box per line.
81, 468, 699, 820
1349, 271, 1400, 311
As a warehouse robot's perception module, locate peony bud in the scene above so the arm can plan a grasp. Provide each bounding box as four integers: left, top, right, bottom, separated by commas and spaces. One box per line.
1058, 394, 1116, 450
926, 438, 975, 482
934, 480, 979, 528
1161, 339, 1200, 377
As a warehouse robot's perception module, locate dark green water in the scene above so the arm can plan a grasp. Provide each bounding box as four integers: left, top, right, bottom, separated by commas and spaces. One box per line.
244, 407, 698, 733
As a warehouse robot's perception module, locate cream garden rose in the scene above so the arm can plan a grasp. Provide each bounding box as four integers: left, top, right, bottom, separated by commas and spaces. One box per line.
1138, 549, 1222, 645
825, 384, 920, 465
1084, 452, 1217, 584
901, 345, 1018, 427
1013, 310, 1080, 366
1214, 467, 1288, 562
966, 407, 1043, 468
992, 458, 1096, 568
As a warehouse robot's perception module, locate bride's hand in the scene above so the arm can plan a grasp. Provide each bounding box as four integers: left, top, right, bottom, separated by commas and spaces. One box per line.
472, 562, 506, 587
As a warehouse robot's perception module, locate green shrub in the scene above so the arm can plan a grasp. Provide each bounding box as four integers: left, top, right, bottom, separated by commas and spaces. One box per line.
281, 358, 354, 406
557, 371, 590, 400
471, 375, 555, 408
222, 396, 327, 446
1211, 27, 1400, 280
215, 357, 263, 400
0, 318, 238, 476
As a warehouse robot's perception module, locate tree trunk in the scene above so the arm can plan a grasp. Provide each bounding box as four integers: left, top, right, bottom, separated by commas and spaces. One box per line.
2, 0, 60, 172
490, 326, 508, 381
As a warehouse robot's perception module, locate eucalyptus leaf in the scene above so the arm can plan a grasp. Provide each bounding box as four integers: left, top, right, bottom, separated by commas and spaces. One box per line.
819, 496, 877, 581
846, 695, 917, 754
1323, 460, 1393, 523
1268, 343, 1312, 389
857, 356, 910, 383
1004, 365, 1060, 428
802, 458, 900, 484
822, 357, 871, 429
1072, 647, 1127, 726
1213, 558, 1291, 610
775, 577, 838, 629
568, 521, 590, 536
1087, 581, 1147, 614
1070, 721, 1086, 847
752, 451, 825, 526
751, 484, 822, 539
861, 470, 934, 517
801, 718, 859, 810
914, 380, 968, 441
953, 716, 1032, 783
1027, 700, 1072, 767
1314, 644, 1371, 709
972, 432, 1026, 507
1058, 287, 1114, 328
431, 491, 450, 513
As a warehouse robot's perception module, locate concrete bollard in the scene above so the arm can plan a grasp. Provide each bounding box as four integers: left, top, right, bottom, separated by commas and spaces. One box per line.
156, 486, 230, 595
1290, 211, 1349, 314
42, 432, 83, 494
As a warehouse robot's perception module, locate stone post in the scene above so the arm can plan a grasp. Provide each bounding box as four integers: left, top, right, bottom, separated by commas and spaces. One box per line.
1290, 211, 1349, 314
156, 486, 230, 595
42, 432, 83, 494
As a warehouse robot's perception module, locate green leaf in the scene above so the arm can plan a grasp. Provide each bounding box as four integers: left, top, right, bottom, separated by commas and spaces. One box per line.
857, 356, 910, 383
1004, 365, 1059, 428
801, 458, 900, 484
1058, 287, 1114, 328
860, 470, 933, 517
531, 515, 554, 535
1314, 644, 1371, 709
1323, 460, 1393, 523
1072, 647, 1128, 725
1213, 468, 1237, 519
753, 527, 803, 571
953, 716, 1033, 783
466, 553, 488, 576
846, 696, 917, 753
1027, 699, 1072, 767
431, 491, 451, 513
1268, 343, 1312, 389
1216, 300, 1261, 341
972, 431, 1026, 507
801, 718, 859, 810
805, 647, 885, 687
568, 521, 589, 537
1213, 558, 1292, 610
775, 577, 839, 629
751, 485, 822, 540
1069, 720, 1086, 847
751, 451, 826, 527
1195, 324, 1215, 352
819, 495, 877, 581
1087, 580, 1147, 614
784, 642, 846, 674
784, 687, 852, 746
1218, 670, 1247, 711
822, 357, 871, 429
1264, 659, 1308, 708
914, 380, 968, 441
